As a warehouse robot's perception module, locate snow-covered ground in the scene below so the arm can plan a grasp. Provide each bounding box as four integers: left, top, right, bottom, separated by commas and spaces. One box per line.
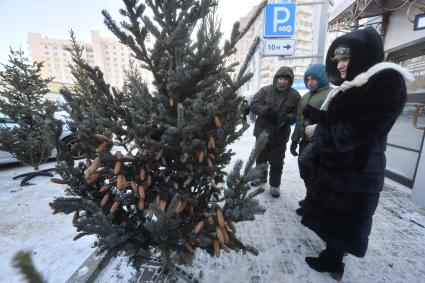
0, 162, 96, 283
1, 124, 425, 283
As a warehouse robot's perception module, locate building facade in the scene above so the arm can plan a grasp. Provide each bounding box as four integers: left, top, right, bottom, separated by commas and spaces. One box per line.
230, 4, 315, 97
28, 31, 154, 89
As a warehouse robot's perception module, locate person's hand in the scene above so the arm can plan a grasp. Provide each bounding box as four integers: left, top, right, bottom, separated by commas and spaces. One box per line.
302, 104, 315, 119
305, 124, 317, 139
262, 106, 279, 123
277, 114, 292, 129
290, 141, 298, 156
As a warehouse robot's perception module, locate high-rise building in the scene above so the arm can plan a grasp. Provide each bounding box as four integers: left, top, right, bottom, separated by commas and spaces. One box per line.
230, 5, 315, 97
28, 31, 154, 89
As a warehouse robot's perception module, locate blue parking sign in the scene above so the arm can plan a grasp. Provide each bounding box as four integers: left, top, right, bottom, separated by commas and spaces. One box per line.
264, 3, 296, 37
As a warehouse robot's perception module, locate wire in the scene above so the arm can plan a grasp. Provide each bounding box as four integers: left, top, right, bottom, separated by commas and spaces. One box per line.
407, 0, 425, 22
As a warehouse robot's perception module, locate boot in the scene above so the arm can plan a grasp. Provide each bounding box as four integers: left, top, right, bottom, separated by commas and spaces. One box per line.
269, 186, 280, 198
251, 177, 267, 186
305, 247, 345, 281
295, 207, 304, 216
298, 199, 305, 207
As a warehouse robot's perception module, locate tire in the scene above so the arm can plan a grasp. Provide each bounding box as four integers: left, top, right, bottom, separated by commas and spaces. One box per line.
62, 136, 85, 160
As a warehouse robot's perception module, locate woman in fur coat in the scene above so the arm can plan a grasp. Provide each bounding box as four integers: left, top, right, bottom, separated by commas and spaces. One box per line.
300, 27, 413, 280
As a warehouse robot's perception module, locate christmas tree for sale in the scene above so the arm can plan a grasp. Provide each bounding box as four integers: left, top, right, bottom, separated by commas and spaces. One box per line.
0, 49, 61, 185
50, 0, 268, 272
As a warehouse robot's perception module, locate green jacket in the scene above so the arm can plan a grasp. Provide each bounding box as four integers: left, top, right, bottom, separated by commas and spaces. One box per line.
291, 85, 331, 142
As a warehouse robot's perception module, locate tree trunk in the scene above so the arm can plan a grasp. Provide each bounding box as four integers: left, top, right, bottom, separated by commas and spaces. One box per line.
161, 247, 171, 274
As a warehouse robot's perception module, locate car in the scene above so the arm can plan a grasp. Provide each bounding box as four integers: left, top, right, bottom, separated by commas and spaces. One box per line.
0, 111, 84, 165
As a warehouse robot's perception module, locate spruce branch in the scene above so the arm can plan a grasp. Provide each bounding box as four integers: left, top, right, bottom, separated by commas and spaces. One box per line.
12, 251, 46, 283
236, 36, 260, 82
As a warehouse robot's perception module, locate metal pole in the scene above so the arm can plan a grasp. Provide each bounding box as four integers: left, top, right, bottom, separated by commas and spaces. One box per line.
312, 0, 329, 64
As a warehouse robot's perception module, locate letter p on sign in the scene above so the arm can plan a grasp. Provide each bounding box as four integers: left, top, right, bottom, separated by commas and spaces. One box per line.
273, 7, 290, 32
264, 3, 296, 38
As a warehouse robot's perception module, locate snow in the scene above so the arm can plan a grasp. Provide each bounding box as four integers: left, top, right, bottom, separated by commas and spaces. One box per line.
77, 266, 89, 276
1, 123, 425, 283
0, 163, 96, 283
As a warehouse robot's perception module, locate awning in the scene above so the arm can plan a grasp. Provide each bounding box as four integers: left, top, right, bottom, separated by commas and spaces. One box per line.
328, 0, 408, 32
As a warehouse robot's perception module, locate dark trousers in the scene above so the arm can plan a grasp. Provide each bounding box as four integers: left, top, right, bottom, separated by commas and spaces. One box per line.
298, 139, 317, 200
298, 139, 311, 182
256, 142, 286, 187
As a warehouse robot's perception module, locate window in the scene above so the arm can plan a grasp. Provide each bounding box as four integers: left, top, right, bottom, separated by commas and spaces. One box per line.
399, 55, 425, 95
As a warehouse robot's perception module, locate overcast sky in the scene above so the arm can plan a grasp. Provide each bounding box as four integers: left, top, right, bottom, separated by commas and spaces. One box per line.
0, 0, 263, 64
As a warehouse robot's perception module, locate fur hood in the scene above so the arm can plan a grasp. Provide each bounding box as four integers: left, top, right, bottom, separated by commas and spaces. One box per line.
326, 27, 384, 86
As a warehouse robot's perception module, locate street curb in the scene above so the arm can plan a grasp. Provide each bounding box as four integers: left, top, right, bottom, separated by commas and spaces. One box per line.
65, 249, 113, 283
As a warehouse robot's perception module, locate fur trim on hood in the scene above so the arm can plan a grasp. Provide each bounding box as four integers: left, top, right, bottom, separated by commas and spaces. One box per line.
320, 62, 414, 110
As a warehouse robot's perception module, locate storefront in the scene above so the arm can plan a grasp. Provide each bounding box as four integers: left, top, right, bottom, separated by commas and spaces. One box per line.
328, 0, 425, 206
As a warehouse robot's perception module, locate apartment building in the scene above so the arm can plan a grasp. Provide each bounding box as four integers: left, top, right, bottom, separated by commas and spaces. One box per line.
231, 4, 314, 96
28, 31, 154, 89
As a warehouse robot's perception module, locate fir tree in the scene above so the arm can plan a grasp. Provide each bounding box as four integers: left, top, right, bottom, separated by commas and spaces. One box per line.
50, 0, 268, 272
0, 49, 61, 185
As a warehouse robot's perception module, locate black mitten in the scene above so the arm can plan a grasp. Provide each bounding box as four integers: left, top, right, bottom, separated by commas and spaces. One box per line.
302, 104, 327, 124
262, 107, 279, 123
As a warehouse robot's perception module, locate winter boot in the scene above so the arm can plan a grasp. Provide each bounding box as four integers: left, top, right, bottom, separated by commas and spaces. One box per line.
295, 207, 304, 216
251, 177, 267, 186
298, 199, 305, 207
305, 248, 345, 281
269, 186, 280, 198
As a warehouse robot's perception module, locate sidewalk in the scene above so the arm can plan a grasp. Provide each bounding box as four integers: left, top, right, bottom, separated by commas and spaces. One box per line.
1, 124, 425, 282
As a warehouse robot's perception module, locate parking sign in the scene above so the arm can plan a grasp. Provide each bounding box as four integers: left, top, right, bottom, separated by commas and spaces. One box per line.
264, 3, 296, 38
